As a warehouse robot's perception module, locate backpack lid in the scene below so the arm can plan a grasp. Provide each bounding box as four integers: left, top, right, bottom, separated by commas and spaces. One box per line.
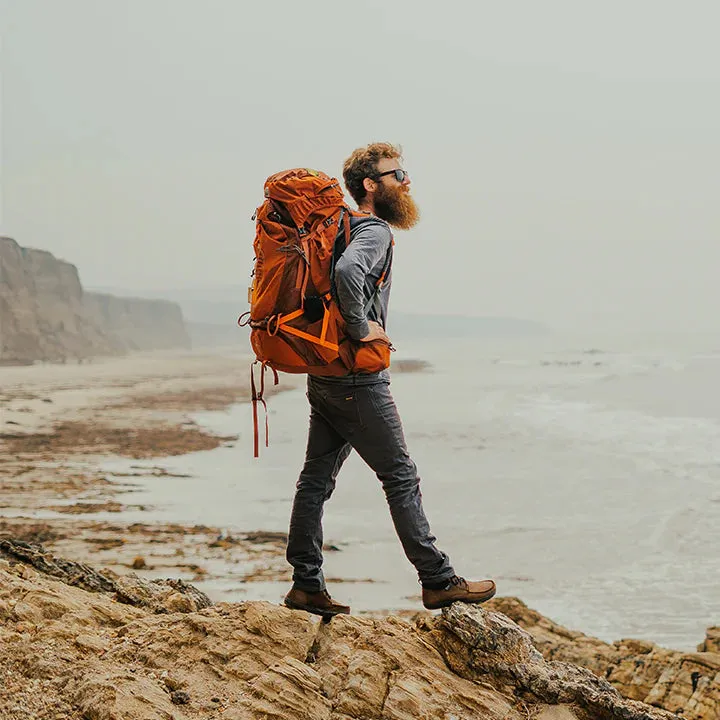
264, 168, 345, 228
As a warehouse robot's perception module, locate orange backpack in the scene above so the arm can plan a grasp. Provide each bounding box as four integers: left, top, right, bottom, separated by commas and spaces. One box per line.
238, 168, 393, 455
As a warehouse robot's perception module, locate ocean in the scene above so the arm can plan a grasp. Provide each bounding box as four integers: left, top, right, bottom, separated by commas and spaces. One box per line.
100, 331, 720, 652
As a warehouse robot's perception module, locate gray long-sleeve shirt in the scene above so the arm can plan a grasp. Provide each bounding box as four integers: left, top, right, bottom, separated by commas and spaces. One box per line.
316, 213, 392, 385
334, 214, 393, 341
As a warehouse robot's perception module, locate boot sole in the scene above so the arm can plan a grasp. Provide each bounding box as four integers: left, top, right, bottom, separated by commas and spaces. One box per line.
423, 587, 497, 610
284, 598, 350, 618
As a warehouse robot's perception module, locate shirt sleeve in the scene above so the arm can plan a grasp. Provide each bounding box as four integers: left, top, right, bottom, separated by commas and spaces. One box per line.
333, 221, 392, 340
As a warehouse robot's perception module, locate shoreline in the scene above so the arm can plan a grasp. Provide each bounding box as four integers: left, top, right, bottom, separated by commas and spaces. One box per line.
0, 348, 302, 597
1, 348, 716, 635
1, 348, 719, 717
0, 350, 436, 606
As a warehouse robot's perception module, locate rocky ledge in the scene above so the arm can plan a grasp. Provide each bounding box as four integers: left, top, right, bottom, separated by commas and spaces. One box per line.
0, 540, 716, 720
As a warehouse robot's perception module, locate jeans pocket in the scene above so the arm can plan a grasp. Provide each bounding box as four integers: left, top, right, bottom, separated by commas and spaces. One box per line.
367, 382, 391, 414
316, 384, 365, 432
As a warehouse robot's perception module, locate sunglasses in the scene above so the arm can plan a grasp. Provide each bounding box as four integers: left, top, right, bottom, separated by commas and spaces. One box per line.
373, 168, 409, 183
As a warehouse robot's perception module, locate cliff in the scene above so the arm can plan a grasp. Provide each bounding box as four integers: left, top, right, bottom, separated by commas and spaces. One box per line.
1, 540, 714, 720
84, 292, 191, 352
0, 236, 120, 363
0, 237, 190, 363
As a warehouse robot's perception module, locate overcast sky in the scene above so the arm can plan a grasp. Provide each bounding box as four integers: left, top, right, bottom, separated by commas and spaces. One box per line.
1, 1, 718, 331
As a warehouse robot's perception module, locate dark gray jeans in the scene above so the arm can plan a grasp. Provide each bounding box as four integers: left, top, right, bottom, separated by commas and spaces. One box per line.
286, 376, 455, 591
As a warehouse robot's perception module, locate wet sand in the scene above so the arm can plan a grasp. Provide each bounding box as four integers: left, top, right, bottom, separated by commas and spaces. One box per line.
0, 349, 302, 592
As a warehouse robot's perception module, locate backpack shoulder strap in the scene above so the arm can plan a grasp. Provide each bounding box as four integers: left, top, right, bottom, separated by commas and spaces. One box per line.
349, 216, 393, 316
331, 210, 392, 267
364, 241, 393, 316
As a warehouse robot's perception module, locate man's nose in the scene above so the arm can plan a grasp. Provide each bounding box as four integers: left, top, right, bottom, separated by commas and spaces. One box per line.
402, 174, 411, 187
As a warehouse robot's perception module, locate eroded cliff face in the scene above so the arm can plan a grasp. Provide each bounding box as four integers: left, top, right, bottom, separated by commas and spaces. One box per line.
0, 237, 190, 363
83, 293, 191, 352
0, 237, 119, 363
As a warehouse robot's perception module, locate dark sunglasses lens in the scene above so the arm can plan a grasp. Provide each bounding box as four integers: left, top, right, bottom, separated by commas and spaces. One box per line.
394, 169, 406, 182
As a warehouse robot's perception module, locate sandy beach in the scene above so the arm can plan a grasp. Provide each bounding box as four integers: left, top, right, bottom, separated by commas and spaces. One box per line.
0, 349, 304, 592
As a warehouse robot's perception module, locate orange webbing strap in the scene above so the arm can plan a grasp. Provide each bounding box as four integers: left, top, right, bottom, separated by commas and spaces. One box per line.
277, 309, 304, 325
320, 298, 331, 343
250, 361, 279, 458
274, 308, 339, 351
280, 324, 339, 351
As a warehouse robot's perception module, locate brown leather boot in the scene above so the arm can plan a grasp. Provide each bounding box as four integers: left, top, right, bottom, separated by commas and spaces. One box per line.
422, 576, 496, 610
284, 587, 350, 617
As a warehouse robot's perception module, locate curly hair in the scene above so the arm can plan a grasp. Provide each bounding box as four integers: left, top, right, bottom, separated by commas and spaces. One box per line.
342, 142, 403, 205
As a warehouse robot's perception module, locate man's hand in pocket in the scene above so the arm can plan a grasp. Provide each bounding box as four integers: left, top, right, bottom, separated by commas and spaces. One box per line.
359, 321, 391, 344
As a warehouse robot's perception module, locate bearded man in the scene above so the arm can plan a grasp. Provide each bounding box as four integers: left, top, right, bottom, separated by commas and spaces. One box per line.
284, 143, 497, 616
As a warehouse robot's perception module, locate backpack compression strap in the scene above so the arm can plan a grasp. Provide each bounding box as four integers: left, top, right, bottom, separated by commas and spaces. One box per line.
250, 361, 279, 458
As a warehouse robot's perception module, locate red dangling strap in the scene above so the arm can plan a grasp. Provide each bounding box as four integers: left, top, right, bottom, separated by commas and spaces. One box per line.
250, 363, 261, 458
250, 361, 279, 458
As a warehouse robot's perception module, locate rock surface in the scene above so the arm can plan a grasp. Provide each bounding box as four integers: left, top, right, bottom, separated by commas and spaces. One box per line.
698, 627, 720, 654
0, 236, 190, 363
0, 539, 213, 614
0, 543, 698, 720
484, 596, 719, 720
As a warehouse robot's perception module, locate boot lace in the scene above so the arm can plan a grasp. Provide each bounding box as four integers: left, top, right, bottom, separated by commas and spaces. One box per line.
448, 576, 468, 590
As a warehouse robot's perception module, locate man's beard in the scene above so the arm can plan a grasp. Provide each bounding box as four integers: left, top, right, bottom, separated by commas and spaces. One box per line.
373, 183, 420, 230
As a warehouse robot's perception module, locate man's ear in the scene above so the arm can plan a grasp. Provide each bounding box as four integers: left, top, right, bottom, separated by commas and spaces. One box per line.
362, 177, 376, 194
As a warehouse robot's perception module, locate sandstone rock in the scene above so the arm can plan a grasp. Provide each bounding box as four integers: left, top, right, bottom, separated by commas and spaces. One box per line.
12, 599, 44, 624
75, 633, 110, 653
485, 596, 718, 720
644, 654, 720, 719
535, 707, 583, 719
433, 603, 680, 719
0, 546, 709, 719
241, 656, 332, 719
309, 613, 519, 720
69, 672, 183, 720
0, 539, 212, 613
698, 627, 720, 654
163, 591, 196, 613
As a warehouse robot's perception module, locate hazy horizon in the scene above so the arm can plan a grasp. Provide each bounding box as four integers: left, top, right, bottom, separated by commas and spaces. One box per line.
2, 1, 719, 333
